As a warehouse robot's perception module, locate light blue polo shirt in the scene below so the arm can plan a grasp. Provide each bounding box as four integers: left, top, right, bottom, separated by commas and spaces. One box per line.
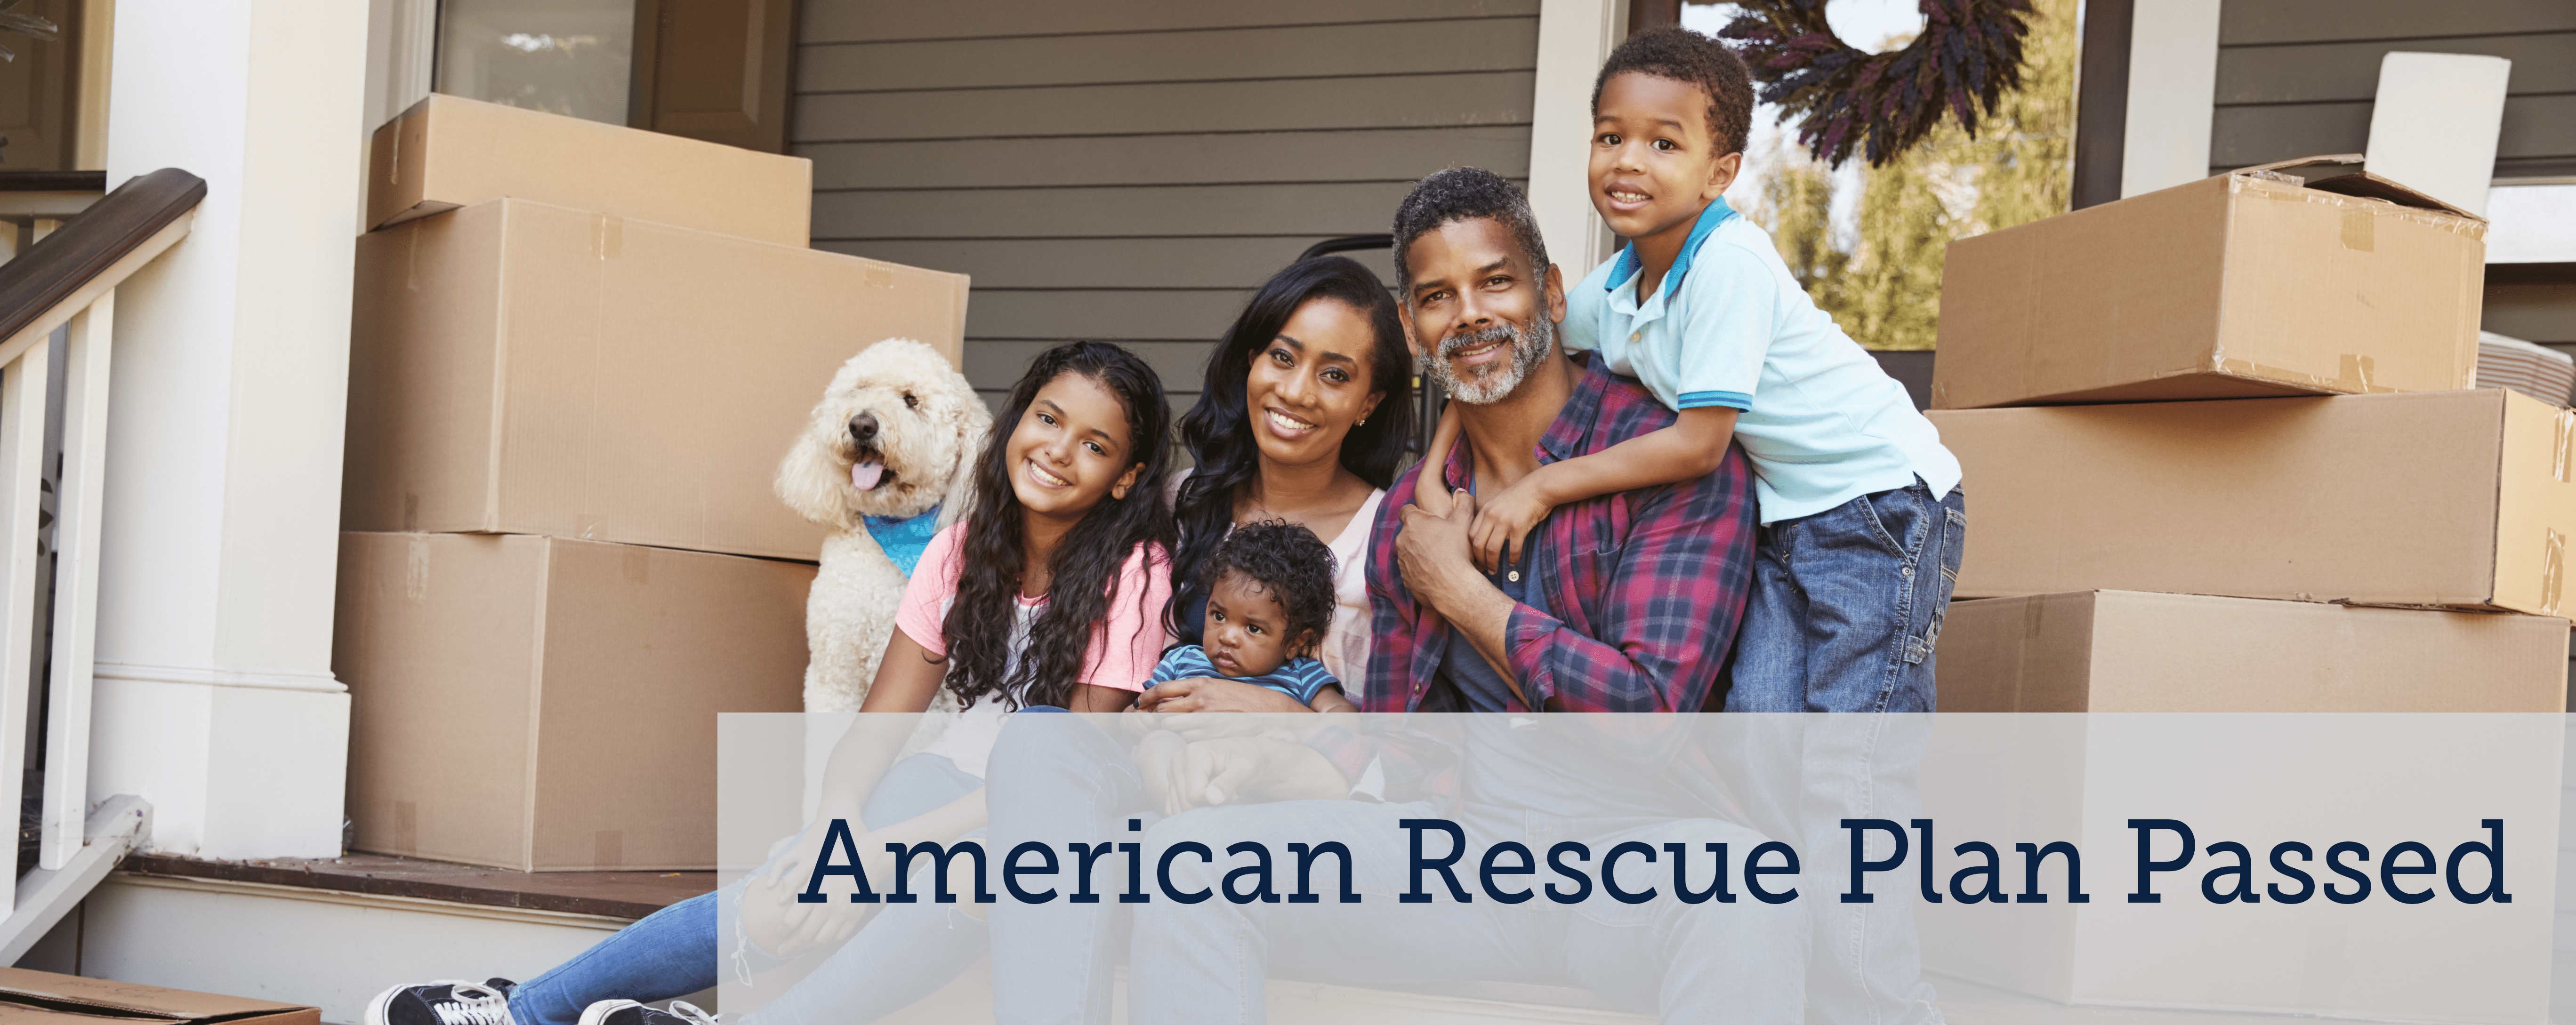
1561, 199, 1960, 525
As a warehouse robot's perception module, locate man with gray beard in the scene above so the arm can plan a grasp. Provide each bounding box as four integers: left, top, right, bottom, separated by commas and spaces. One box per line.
1358, 166, 1762, 714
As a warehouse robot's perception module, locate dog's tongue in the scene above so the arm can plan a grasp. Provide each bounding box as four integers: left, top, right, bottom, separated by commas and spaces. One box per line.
851, 461, 886, 491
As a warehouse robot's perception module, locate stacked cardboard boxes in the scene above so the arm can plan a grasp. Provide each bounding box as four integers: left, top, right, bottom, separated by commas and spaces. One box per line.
334, 96, 972, 871
1927, 154, 2566, 709
1918, 155, 2564, 1019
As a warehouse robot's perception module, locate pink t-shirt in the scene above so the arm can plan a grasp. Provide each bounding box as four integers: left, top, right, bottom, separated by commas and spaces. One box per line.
895, 523, 1172, 697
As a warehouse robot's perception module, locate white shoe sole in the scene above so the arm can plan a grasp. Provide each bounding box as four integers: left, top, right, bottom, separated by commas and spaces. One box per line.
577, 1000, 646, 1025
361, 985, 408, 1025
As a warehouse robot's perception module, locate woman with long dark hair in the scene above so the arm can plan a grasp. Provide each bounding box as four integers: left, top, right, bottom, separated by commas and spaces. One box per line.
1137, 256, 1414, 713
365, 341, 1178, 1025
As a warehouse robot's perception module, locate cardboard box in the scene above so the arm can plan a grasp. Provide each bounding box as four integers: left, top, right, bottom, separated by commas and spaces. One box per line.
1940, 590, 2569, 712
1916, 713, 2561, 1022
345, 197, 968, 561
0, 968, 318, 1025
369, 94, 813, 246
338, 531, 812, 871
1932, 156, 2486, 409
1932, 389, 2576, 616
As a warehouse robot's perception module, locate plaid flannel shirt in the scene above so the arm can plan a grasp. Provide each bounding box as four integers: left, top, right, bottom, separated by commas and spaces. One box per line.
1312, 354, 1760, 802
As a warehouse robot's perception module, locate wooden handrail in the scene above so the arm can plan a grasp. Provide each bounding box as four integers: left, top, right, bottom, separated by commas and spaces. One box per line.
0, 168, 204, 351
0, 172, 106, 193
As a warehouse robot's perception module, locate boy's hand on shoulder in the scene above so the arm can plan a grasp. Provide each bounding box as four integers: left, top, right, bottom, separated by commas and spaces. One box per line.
1468, 479, 1554, 574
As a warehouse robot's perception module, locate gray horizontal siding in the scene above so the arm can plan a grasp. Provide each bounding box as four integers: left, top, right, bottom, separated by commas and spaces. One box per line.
2216, 0, 2576, 46
804, 0, 1540, 45
796, 0, 1540, 417
802, 127, 1532, 190
798, 18, 1540, 92
818, 238, 1399, 290
2209, 3, 2576, 178
794, 72, 1535, 143
811, 182, 1483, 239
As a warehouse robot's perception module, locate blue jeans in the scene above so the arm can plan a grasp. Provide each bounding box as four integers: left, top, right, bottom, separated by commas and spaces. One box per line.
1724, 477, 1964, 1025
982, 710, 1152, 1025
506, 752, 986, 1025
1129, 799, 1807, 1024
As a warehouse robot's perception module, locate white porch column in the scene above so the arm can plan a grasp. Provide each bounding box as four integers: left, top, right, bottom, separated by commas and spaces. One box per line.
93, 0, 367, 859
1526, 0, 1627, 279
2119, 0, 2225, 196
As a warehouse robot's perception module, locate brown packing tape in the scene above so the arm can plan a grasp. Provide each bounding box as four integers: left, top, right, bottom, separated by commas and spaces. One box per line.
2544, 529, 2566, 617
595, 830, 622, 869
2340, 208, 2374, 252
621, 545, 650, 585
575, 514, 607, 540
2214, 353, 2389, 394
405, 535, 431, 602
592, 214, 623, 260
2233, 175, 2491, 238
2555, 409, 2575, 483
394, 801, 418, 855
865, 264, 893, 288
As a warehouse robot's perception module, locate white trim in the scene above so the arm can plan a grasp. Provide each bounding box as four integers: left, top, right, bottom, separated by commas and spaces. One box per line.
1525, 0, 1626, 279
2119, 0, 2224, 196
106, 873, 633, 931
93, 660, 348, 695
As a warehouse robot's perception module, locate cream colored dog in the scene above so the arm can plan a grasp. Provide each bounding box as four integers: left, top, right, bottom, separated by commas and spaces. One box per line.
775, 338, 990, 712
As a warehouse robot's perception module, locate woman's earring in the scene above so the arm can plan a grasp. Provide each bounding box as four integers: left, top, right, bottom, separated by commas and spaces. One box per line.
1358, 417, 1368, 426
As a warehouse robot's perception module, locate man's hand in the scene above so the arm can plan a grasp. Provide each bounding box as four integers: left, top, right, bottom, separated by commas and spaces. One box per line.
1135, 677, 1314, 716
1164, 736, 1354, 810
1397, 489, 1494, 617
1466, 478, 1553, 575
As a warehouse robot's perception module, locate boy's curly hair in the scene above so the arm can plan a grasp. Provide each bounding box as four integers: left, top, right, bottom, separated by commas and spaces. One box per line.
1201, 521, 1338, 659
1593, 25, 1755, 156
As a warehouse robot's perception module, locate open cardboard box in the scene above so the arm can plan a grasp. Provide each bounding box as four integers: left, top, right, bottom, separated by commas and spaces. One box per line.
369, 94, 813, 246
1931, 388, 2576, 616
344, 197, 968, 561
0, 968, 315, 1025
1932, 155, 2486, 409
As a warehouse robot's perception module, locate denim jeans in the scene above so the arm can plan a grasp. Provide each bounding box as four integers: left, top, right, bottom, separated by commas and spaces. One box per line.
1128, 798, 1807, 1024
982, 710, 1152, 1025
1723, 477, 1964, 1025
985, 713, 1811, 1025
506, 752, 985, 1025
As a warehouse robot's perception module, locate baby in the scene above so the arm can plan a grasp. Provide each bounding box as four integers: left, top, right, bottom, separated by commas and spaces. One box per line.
1134, 522, 1352, 812
1145, 520, 1355, 713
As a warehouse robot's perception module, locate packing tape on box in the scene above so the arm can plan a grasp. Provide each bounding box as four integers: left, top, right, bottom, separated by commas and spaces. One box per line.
592, 213, 624, 260
595, 830, 623, 869
2554, 408, 2576, 483
2544, 529, 2566, 617
2238, 177, 2489, 239
2215, 353, 2391, 393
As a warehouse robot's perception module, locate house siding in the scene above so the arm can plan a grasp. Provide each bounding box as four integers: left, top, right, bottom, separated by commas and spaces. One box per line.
793, 0, 1542, 415
2207, 0, 2576, 179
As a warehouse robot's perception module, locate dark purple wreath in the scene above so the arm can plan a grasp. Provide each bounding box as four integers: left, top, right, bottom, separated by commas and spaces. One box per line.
1718, 0, 2034, 168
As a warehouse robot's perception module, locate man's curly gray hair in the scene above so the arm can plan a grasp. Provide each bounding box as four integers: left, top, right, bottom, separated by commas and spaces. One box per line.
1389, 167, 1552, 301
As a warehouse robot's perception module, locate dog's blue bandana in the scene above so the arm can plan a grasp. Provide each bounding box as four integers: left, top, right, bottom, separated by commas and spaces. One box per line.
864, 505, 942, 578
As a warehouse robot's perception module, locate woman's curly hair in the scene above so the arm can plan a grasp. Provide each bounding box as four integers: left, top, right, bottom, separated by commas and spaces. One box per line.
1200, 521, 1337, 659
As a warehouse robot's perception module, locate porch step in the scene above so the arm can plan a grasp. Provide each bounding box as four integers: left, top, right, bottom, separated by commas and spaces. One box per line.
22, 853, 709, 1024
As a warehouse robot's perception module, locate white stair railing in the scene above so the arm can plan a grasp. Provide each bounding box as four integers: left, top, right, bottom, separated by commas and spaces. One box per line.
0, 168, 203, 944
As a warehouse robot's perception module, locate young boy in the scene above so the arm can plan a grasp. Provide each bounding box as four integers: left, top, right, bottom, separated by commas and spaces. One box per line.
1143, 521, 1355, 713
1418, 26, 1962, 1025
1418, 25, 1963, 716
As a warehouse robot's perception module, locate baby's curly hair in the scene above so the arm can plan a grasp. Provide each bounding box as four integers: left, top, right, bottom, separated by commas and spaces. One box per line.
1201, 521, 1338, 658
1593, 25, 1754, 156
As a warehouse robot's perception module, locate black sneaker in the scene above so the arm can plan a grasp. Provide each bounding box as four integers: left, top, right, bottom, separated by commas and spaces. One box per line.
577, 1001, 718, 1025
363, 980, 519, 1025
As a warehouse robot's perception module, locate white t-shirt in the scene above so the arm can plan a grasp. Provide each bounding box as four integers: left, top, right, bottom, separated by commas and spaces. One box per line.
894, 524, 1171, 777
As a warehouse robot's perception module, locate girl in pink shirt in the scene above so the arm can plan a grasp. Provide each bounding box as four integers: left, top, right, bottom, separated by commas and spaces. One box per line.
357, 343, 1181, 1025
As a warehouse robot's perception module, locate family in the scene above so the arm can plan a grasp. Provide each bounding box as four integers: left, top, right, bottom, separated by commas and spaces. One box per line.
369, 26, 1964, 1025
